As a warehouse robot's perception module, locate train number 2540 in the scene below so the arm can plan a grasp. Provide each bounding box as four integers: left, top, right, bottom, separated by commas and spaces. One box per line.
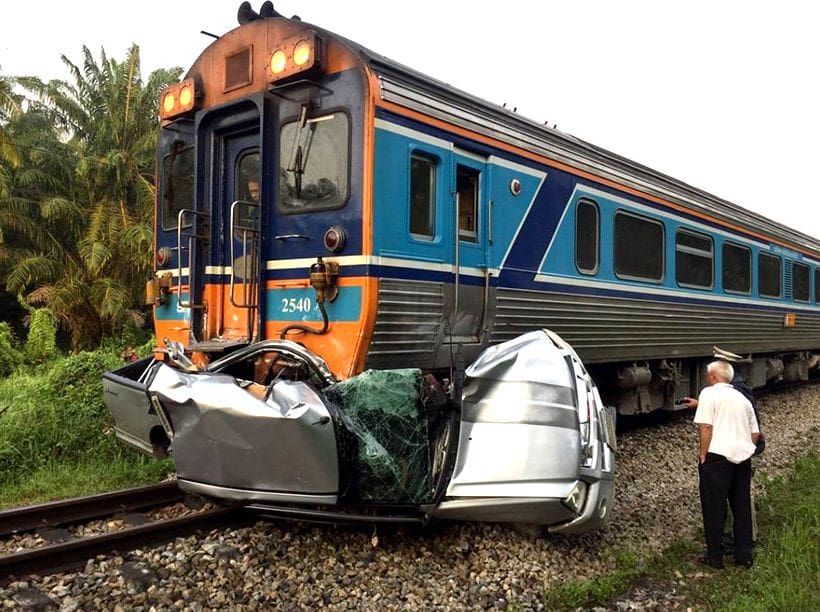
281, 297, 313, 313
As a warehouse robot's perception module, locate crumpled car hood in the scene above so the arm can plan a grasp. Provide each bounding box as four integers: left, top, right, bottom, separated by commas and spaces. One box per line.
149, 365, 339, 496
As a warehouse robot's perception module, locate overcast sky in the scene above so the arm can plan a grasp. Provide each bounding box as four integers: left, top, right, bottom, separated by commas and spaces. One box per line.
2, 0, 818, 240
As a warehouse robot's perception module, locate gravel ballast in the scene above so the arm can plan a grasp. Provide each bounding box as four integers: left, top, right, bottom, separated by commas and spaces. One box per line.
2, 385, 818, 610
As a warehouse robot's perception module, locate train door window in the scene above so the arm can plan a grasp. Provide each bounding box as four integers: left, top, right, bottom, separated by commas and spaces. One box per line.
278, 112, 349, 213
722, 242, 751, 293
161, 140, 194, 230
792, 262, 810, 302
758, 252, 782, 298
456, 166, 479, 243
235, 151, 260, 225
575, 199, 599, 274
675, 229, 713, 288
613, 210, 664, 282
409, 153, 436, 239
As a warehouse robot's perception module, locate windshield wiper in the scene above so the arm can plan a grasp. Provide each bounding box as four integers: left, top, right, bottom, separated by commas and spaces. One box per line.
287, 105, 309, 198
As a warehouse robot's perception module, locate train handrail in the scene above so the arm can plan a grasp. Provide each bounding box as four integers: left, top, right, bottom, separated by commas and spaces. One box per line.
176, 208, 208, 310
228, 199, 260, 312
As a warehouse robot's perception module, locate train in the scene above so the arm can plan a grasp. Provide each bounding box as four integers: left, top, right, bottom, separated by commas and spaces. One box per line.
103, 2, 817, 526
97, 2, 820, 533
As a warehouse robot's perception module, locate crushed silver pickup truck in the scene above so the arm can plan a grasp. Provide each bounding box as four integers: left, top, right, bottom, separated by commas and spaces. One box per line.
103, 330, 616, 533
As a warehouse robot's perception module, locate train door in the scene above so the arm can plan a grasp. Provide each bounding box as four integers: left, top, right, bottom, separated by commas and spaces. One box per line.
451, 151, 489, 343
192, 113, 263, 344
215, 132, 261, 341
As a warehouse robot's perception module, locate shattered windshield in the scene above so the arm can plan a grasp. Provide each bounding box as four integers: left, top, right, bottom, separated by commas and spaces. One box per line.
324, 369, 431, 504
279, 112, 349, 212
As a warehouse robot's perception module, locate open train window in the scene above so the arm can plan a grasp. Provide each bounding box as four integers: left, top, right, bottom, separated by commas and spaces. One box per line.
723, 242, 751, 294
575, 199, 599, 275
409, 153, 436, 239
614, 210, 664, 282
792, 262, 810, 302
758, 252, 782, 298
278, 112, 349, 213
457, 165, 479, 243
675, 229, 713, 289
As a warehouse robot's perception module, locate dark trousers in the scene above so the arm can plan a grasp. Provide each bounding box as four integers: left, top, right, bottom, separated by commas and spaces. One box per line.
698, 453, 753, 563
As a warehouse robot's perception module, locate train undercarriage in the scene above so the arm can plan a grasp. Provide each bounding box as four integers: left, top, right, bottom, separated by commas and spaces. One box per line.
591, 350, 820, 415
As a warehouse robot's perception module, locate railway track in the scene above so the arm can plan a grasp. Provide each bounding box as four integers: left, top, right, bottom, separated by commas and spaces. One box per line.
0, 482, 250, 581
754, 374, 820, 399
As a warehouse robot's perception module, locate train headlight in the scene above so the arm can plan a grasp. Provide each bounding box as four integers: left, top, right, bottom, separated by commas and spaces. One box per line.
267, 31, 323, 83
162, 92, 176, 114
270, 49, 287, 74
179, 84, 193, 107
159, 78, 198, 120
293, 39, 312, 66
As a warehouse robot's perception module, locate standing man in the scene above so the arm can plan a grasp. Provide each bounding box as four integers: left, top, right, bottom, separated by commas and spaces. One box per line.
692, 360, 760, 569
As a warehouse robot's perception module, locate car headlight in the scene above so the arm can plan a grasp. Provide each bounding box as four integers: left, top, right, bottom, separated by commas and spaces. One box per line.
562, 481, 588, 514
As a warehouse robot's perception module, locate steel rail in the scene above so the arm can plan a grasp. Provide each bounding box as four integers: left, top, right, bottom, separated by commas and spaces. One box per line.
755, 375, 820, 399
0, 482, 185, 537
0, 506, 250, 581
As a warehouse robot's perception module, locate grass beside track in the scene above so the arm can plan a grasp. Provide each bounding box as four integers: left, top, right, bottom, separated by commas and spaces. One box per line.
541, 452, 820, 611
0, 350, 172, 509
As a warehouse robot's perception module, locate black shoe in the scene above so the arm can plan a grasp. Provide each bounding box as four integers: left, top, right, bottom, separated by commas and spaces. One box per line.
735, 558, 753, 569
700, 555, 725, 569
721, 532, 735, 555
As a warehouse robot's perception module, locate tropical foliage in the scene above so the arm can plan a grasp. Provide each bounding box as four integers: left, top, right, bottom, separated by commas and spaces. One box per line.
0, 48, 181, 349
0, 66, 22, 171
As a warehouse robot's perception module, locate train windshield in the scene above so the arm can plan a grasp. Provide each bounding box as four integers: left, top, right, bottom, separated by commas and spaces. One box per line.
161, 138, 195, 230
279, 111, 349, 212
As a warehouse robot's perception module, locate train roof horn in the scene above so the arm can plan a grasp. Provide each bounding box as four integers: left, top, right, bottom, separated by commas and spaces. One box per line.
238, 1, 284, 24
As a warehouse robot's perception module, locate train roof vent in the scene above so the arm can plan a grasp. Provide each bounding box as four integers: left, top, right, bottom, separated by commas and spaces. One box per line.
225, 46, 253, 92
784, 257, 793, 300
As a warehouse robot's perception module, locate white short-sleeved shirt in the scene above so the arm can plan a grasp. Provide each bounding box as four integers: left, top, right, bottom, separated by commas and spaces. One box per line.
694, 382, 759, 463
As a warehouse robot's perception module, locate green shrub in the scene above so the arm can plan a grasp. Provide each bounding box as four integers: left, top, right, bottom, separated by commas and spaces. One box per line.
101, 323, 153, 356
23, 308, 57, 364
0, 349, 122, 484
0, 322, 22, 377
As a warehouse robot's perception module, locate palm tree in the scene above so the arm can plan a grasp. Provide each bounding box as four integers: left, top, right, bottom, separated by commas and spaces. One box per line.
0, 66, 22, 188
2, 47, 181, 349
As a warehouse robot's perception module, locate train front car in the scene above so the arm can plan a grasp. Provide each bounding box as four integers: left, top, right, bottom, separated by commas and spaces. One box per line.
151, 13, 370, 376
103, 6, 616, 534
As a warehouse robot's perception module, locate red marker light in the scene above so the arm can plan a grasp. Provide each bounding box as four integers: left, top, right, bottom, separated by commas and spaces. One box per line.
323, 226, 346, 253
157, 247, 171, 266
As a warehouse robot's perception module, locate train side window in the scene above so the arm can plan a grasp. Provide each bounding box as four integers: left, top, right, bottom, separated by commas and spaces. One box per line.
792, 262, 810, 302
457, 165, 479, 243
816, 269, 820, 303
675, 229, 713, 288
409, 153, 436, 239
758, 252, 782, 298
613, 210, 664, 282
161, 141, 194, 231
722, 242, 751, 293
575, 199, 599, 275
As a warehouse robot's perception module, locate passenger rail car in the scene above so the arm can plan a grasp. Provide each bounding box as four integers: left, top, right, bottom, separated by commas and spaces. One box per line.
148, 2, 820, 414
